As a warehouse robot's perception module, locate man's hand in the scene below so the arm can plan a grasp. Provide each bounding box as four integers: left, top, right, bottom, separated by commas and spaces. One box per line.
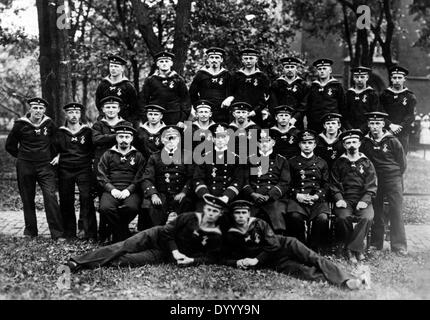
336, 200, 347, 208
289, 118, 297, 126
221, 96, 234, 108
389, 123, 403, 135
248, 111, 256, 118
120, 189, 131, 199
172, 250, 186, 262
50, 155, 60, 166
219, 195, 229, 204
151, 194, 162, 206
166, 212, 178, 224
236, 259, 248, 269
296, 193, 308, 204
251, 192, 266, 204
177, 256, 195, 266
356, 201, 368, 210
242, 258, 259, 267
110, 189, 122, 199
174, 192, 186, 203
176, 121, 185, 129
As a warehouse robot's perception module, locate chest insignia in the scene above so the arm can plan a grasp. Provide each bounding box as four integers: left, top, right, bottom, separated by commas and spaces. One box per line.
201, 235, 208, 246
289, 136, 294, 144
402, 97, 407, 106
169, 81, 175, 89
211, 167, 217, 178
43, 127, 48, 136
165, 173, 170, 183
253, 79, 258, 87
80, 136, 85, 144
327, 88, 333, 96
359, 165, 364, 174
257, 166, 263, 178
382, 144, 388, 153
362, 95, 367, 103
292, 85, 297, 92
130, 157, 135, 166
254, 233, 260, 244
71, 137, 78, 143
331, 151, 337, 159
245, 235, 252, 242
117, 88, 122, 96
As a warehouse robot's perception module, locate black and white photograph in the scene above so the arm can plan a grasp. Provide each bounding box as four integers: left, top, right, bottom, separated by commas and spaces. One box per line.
0, 0, 429, 307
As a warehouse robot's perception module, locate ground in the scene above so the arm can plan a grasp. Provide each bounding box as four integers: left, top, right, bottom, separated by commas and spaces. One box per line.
1, 137, 430, 300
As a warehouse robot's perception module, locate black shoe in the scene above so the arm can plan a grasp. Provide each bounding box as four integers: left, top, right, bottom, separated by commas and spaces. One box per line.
345, 249, 358, 263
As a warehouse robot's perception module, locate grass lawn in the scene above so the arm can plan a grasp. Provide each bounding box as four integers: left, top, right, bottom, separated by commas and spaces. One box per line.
0, 234, 429, 300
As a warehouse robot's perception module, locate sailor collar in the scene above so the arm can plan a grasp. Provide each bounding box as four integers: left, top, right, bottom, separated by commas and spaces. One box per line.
192, 120, 215, 130
318, 131, 341, 144
237, 68, 263, 76
101, 117, 125, 127
103, 76, 130, 85
140, 121, 166, 134
59, 124, 89, 135
17, 115, 51, 128
227, 217, 257, 234
277, 76, 302, 85
195, 212, 222, 235
271, 125, 296, 134
199, 67, 228, 76
110, 145, 137, 156
386, 87, 410, 94
229, 120, 257, 130
312, 78, 339, 87
348, 86, 373, 94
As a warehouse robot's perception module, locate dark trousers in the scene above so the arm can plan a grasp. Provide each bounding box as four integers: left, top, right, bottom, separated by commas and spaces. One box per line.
58, 166, 97, 239
72, 226, 168, 269
16, 159, 64, 239
92, 163, 110, 241
275, 236, 351, 286
144, 193, 194, 226
334, 203, 374, 253
285, 204, 330, 250
99, 192, 140, 243
371, 176, 407, 251
397, 133, 410, 154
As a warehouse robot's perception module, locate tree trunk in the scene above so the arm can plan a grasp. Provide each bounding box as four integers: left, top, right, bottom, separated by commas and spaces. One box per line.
172, 0, 192, 75
36, 0, 72, 126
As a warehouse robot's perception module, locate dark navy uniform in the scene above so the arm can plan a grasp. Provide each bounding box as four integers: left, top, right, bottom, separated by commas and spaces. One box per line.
230, 65, 270, 126
95, 56, 137, 122
243, 150, 290, 233
222, 205, 353, 286
380, 87, 417, 153
345, 87, 379, 131
315, 132, 344, 170
305, 79, 345, 132
56, 118, 96, 240
142, 148, 194, 226
193, 124, 246, 208
97, 139, 146, 242
270, 77, 308, 128
331, 130, 377, 255
139, 72, 190, 125
361, 120, 407, 252
286, 147, 331, 250
134, 121, 166, 158
5, 98, 64, 239
271, 126, 300, 159
229, 102, 260, 157
71, 209, 223, 270
189, 67, 231, 123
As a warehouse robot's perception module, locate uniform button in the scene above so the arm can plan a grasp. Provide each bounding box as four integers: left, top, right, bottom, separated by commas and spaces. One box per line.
212, 187, 216, 190
269, 175, 272, 177
268, 186, 271, 189
299, 163, 301, 165
301, 189, 304, 191
301, 182, 304, 185
313, 169, 316, 172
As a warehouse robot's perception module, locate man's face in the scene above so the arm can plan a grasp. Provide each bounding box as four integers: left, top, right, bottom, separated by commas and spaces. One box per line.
283, 64, 298, 78
233, 208, 250, 227
116, 133, 133, 150
147, 111, 163, 125
233, 110, 249, 124
353, 74, 368, 88
157, 58, 173, 72
207, 54, 223, 69
391, 74, 406, 90
214, 134, 229, 149
196, 107, 212, 122
317, 66, 331, 80
65, 109, 81, 125
299, 140, 316, 154
242, 55, 258, 69
368, 120, 385, 135
29, 104, 46, 120
102, 103, 120, 119
162, 134, 180, 150
323, 120, 341, 135
275, 113, 291, 126
258, 138, 275, 154
203, 205, 222, 224
109, 63, 124, 77
343, 138, 361, 155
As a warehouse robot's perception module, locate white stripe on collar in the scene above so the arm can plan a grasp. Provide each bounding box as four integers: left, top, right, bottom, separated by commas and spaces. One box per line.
199, 67, 228, 76
386, 87, 409, 94
312, 78, 339, 87
348, 86, 373, 94
140, 121, 166, 134
109, 145, 137, 156
103, 76, 129, 85
17, 115, 51, 128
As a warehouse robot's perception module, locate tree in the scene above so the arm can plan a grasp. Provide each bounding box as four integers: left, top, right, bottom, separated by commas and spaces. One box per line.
36, 0, 72, 125
291, 0, 404, 77
409, 0, 430, 51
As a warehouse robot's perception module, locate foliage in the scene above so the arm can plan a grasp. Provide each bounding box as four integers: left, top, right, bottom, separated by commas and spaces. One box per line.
290, 0, 403, 70
409, 0, 430, 51
189, 0, 297, 80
